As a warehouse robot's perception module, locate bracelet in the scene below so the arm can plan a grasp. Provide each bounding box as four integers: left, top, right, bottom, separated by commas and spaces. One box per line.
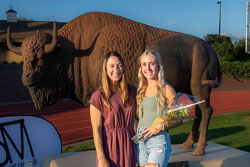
157, 121, 164, 131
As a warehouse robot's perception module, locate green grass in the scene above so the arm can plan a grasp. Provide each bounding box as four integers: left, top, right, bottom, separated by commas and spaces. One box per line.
169, 110, 250, 152
63, 140, 95, 153
63, 110, 250, 153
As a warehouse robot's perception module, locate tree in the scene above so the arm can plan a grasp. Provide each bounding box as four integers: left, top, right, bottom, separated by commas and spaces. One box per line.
204, 34, 234, 60
232, 40, 250, 61
18, 16, 33, 21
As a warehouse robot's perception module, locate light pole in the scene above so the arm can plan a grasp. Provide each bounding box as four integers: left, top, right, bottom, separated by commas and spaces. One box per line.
217, 1, 221, 36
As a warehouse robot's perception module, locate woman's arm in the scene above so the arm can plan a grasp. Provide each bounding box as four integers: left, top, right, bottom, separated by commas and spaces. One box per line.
134, 117, 138, 134
165, 120, 182, 130
164, 85, 182, 130
90, 104, 110, 167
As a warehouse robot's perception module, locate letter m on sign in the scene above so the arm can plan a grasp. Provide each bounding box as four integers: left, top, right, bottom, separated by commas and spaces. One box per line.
0, 119, 35, 166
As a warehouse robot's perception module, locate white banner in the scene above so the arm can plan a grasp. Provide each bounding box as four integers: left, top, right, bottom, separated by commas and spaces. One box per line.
0, 116, 61, 167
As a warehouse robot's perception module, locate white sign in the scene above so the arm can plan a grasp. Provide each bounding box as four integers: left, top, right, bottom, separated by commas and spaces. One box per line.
0, 116, 61, 167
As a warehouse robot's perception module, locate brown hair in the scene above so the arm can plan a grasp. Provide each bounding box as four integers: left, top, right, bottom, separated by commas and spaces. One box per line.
101, 51, 130, 110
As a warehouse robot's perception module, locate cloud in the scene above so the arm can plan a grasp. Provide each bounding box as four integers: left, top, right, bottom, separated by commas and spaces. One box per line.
222, 33, 244, 42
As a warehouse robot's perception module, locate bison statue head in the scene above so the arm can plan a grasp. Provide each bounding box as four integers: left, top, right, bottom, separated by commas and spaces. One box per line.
7, 23, 70, 110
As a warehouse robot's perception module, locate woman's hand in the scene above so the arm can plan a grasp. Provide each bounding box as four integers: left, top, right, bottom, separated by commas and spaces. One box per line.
166, 120, 182, 130
141, 122, 163, 138
98, 157, 110, 167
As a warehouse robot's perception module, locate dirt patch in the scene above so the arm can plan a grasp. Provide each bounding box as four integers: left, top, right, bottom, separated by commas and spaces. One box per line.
213, 73, 250, 92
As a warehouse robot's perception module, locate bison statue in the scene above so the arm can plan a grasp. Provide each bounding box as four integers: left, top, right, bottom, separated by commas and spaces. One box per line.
7, 12, 221, 155
146, 34, 221, 155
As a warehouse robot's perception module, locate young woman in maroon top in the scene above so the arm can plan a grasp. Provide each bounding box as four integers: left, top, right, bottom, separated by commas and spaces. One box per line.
89, 51, 137, 167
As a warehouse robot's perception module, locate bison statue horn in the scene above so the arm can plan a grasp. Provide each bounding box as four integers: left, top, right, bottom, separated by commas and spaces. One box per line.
7, 26, 22, 55
7, 21, 58, 55
45, 22, 57, 54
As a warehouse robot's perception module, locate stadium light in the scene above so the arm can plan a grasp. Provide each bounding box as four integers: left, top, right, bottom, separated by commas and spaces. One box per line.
217, 1, 221, 36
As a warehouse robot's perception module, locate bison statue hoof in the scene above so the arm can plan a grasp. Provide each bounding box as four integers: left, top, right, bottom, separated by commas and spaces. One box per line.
192, 146, 205, 156
181, 142, 194, 150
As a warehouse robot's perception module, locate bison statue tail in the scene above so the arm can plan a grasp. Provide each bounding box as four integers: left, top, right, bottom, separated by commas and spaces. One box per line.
202, 56, 222, 88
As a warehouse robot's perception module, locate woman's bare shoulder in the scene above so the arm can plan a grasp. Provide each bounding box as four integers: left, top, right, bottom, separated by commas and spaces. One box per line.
164, 84, 175, 92
164, 84, 176, 102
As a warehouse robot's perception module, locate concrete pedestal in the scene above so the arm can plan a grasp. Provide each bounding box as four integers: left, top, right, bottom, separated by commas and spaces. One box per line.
169, 142, 250, 167
40, 142, 250, 167
40, 151, 96, 167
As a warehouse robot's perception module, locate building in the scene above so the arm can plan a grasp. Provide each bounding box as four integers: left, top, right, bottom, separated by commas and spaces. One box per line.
0, 7, 66, 63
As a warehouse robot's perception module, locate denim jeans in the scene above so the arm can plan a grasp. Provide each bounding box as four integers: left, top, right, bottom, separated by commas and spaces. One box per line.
136, 128, 171, 167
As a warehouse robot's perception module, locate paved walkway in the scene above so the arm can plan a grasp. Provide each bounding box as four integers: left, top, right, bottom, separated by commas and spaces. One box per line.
1, 91, 250, 146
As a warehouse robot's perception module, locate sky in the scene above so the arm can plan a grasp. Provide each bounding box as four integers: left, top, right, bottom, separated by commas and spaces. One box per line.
0, 0, 248, 41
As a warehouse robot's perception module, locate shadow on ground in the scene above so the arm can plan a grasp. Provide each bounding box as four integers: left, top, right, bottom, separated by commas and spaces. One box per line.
170, 126, 245, 144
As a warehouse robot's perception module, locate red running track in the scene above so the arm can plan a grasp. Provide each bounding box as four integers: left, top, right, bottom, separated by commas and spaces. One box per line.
0, 91, 250, 146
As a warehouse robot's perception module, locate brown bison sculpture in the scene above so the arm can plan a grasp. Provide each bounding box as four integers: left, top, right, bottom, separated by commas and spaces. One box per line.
146, 35, 221, 155
7, 12, 221, 155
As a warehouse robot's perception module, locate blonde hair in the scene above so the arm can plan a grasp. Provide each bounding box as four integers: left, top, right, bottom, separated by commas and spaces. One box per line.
101, 51, 130, 110
136, 49, 168, 118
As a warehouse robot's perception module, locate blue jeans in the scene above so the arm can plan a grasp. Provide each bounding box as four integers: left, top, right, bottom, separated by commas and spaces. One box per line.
136, 128, 171, 167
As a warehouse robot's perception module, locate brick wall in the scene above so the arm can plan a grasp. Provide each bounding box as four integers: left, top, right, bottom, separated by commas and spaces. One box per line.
0, 64, 31, 104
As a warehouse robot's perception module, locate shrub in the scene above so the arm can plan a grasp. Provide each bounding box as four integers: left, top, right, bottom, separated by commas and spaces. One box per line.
232, 40, 250, 61
204, 34, 234, 60
220, 61, 250, 78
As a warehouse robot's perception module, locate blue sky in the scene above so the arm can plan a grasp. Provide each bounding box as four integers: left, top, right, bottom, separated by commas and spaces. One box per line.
0, 0, 248, 41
